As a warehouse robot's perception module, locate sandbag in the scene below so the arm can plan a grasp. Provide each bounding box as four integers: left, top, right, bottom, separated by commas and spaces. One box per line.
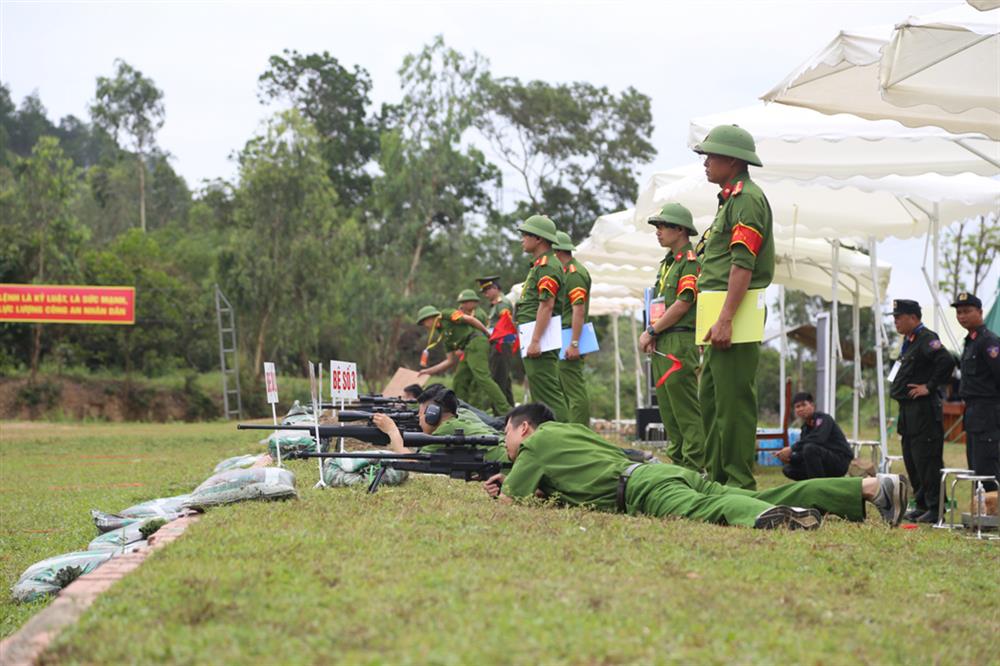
91, 494, 193, 533
322, 458, 408, 488
185, 467, 297, 509
11, 550, 113, 602
88, 518, 157, 552
264, 429, 321, 458
214, 453, 270, 473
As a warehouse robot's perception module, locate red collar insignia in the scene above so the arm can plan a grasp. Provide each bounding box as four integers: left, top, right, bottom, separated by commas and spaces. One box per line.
721, 180, 744, 201
970, 330, 978, 340
674, 251, 683, 261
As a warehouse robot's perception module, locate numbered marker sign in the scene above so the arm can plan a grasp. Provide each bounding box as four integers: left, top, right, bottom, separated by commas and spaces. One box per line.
263, 362, 279, 404
329, 360, 358, 401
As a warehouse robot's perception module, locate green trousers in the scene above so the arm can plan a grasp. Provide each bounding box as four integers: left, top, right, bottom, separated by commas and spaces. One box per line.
625, 463, 865, 527
558, 357, 591, 426
488, 341, 515, 407
523, 350, 569, 422
454, 336, 513, 415
653, 332, 705, 472
700, 342, 760, 490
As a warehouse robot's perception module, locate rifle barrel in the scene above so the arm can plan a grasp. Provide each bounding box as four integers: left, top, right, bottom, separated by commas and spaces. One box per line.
236, 423, 498, 447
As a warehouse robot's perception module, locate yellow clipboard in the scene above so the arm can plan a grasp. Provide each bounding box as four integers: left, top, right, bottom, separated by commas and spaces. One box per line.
696, 288, 766, 345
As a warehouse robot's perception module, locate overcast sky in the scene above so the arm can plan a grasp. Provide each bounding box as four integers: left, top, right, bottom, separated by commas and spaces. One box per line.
2, 0, 995, 325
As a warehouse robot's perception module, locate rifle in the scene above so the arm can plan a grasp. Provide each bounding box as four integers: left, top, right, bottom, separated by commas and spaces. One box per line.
334, 409, 421, 431
286, 448, 510, 493
237, 423, 499, 449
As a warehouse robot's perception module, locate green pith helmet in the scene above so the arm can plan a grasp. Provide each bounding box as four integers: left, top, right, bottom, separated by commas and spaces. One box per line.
517, 214, 559, 242
456, 289, 480, 303
693, 124, 763, 167
552, 231, 576, 252
647, 203, 697, 235
415, 305, 441, 324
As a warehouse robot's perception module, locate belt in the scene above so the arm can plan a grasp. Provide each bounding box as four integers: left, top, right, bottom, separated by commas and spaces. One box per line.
616, 462, 643, 512
663, 326, 694, 334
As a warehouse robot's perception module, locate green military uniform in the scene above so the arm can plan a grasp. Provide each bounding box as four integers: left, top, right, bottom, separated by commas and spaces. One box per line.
889, 300, 955, 515
646, 205, 705, 472
420, 307, 512, 416
478, 276, 517, 407
426, 409, 509, 463
501, 422, 864, 526
516, 216, 570, 422
694, 125, 774, 490
553, 231, 592, 426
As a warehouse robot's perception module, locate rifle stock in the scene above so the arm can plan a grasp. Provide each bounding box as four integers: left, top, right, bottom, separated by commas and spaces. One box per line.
237, 423, 499, 448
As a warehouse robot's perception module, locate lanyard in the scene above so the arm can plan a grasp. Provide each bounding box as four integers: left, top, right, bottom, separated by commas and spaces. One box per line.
657, 259, 678, 297
424, 316, 444, 350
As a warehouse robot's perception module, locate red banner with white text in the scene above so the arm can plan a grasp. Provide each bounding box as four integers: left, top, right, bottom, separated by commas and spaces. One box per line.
0, 284, 136, 325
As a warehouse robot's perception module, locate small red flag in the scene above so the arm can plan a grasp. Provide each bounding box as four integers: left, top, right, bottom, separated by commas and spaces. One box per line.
490, 310, 519, 354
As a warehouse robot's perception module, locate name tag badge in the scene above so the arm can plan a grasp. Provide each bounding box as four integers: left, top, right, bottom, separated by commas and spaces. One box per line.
887, 360, 901, 382
649, 298, 666, 322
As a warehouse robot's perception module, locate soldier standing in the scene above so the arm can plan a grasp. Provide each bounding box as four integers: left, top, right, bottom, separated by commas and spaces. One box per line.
637, 204, 706, 472
457, 289, 489, 327
553, 231, 593, 427
889, 299, 956, 523
414, 304, 513, 415
952, 293, 999, 492
515, 215, 570, 422
693, 125, 774, 490
477, 276, 516, 407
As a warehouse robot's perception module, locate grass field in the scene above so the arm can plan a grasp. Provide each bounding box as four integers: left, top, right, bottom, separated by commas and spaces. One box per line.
2, 420, 997, 664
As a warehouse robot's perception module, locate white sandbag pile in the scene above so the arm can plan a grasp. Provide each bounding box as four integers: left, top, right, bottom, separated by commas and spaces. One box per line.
11, 551, 114, 602
90, 494, 193, 532
213, 453, 270, 473
184, 467, 297, 509
322, 457, 408, 488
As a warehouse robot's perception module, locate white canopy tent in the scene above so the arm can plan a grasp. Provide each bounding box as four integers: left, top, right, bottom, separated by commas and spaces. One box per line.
689, 103, 1000, 178
761, 7, 1000, 139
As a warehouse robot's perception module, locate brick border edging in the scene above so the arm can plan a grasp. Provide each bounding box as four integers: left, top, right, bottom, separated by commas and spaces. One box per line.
0, 514, 201, 666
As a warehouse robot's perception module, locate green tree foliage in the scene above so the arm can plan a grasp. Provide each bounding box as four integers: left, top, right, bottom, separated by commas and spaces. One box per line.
937, 216, 1000, 300
258, 50, 379, 209
90, 59, 165, 232
475, 76, 655, 240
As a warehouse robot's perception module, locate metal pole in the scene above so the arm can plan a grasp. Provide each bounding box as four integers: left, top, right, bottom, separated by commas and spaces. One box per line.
852, 290, 861, 441
830, 240, 840, 420
778, 285, 787, 430
612, 314, 621, 426
869, 237, 889, 466
629, 310, 643, 409
932, 206, 940, 331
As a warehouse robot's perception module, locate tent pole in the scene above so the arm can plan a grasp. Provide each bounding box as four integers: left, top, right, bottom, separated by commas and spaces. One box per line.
852, 289, 861, 442
778, 285, 787, 430
830, 240, 840, 419
869, 237, 889, 469
613, 314, 621, 428
630, 309, 643, 409
932, 207, 939, 331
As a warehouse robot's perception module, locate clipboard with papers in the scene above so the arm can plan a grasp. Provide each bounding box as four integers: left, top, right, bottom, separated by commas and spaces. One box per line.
517, 315, 563, 358
559, 323, 600, 359
695, 288, 766, 345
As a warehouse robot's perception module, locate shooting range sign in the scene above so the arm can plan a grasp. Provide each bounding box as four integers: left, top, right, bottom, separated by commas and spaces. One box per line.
329, 360, 358, 401
0, 284, 135, 324
263, 362, 279, 404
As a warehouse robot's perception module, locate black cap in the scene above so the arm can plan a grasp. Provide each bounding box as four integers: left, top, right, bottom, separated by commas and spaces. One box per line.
950, 292, 982, 309
477, 275, 500, 291
892, 299, 922, 317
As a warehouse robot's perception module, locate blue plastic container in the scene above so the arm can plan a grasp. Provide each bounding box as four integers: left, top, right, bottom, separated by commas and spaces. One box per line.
755, 428, 801, 467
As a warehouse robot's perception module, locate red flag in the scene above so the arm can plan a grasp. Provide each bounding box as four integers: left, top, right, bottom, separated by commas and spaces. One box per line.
489, 310, 519, 354
655, 354, 683, 388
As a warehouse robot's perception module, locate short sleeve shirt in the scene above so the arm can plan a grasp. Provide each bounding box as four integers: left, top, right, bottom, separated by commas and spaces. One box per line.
438, 309, 477, 351
652, 242, 699, 330
959, 325, 1000, 400
501, 422, 632, 510
697, 173, 774, 292
558, 258, 592, 322
516, 251, 563, 325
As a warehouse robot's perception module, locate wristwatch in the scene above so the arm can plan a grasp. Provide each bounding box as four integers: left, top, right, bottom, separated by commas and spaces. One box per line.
570, 340, 579, 348
645, 325, 657, 337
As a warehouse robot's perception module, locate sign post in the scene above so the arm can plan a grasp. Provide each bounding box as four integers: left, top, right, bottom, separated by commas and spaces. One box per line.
308, 362, 325, 488
263, 362, 281, 467
330, 360, 358, 453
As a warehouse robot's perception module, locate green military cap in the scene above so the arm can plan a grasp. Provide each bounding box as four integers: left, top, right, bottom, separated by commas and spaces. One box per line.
891, 299, 921, 317
415, 305, 441, 324
647, 203, 697, 235
693, 124, 763, 167
950, 292, 982, 309
517, 214, 558, 242
477, 275, 500, 291
456, 289, 480, 303
552, 231, 576, 252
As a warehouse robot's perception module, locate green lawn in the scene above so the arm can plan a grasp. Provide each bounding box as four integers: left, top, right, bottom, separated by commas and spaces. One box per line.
2, 421, 997, 664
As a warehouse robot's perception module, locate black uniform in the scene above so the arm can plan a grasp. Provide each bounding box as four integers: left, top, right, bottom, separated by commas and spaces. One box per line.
783, 411, 853, 481
890, 323, 956, 513
959, 324, 1000, 492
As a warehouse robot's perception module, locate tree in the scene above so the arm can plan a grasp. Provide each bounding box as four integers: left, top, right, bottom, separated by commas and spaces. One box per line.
258, 50, 379, 208
4, 136, 87, 377
938, 216, 1000, 299
218, 110, 343, 377
90, 59, 165, 233
475, 76, 656, 240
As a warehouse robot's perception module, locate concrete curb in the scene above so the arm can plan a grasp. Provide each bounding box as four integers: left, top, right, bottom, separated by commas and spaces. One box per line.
0, 514, 201, 666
